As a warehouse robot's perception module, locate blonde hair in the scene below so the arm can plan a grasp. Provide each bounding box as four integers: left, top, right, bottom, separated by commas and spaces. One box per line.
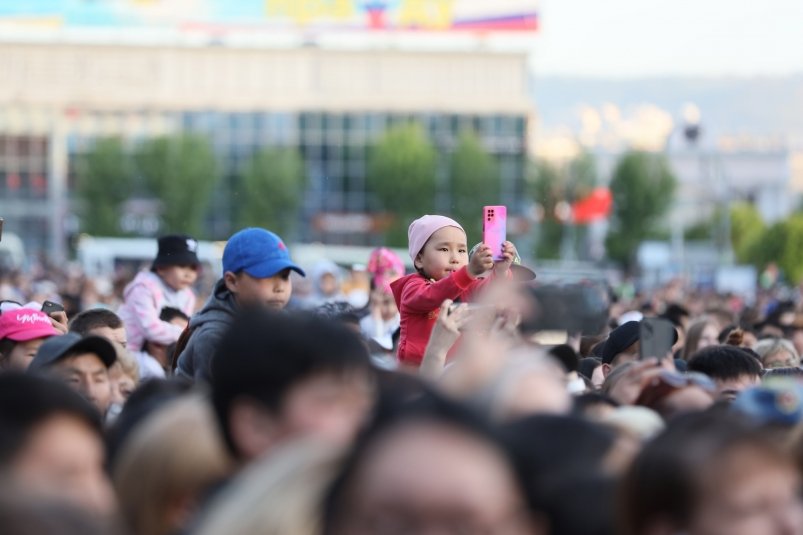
196, 441, 342, 535
754, 338, 799, 366
115, 348, 139, 383
113, 395, 232, 535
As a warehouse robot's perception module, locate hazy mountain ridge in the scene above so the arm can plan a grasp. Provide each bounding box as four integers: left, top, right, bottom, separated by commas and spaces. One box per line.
532, 74, 803, 139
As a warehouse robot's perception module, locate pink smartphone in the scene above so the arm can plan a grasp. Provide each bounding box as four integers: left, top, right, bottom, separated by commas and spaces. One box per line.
483, 205, 507, 261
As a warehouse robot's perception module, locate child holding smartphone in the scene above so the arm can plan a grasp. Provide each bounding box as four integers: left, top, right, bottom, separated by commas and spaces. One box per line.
390, 214, 517, 368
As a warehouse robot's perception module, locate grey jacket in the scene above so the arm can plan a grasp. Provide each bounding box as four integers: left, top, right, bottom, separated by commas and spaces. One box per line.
176, 279, 238, 382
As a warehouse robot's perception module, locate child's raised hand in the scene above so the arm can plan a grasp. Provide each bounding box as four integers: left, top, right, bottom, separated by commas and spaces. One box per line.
493, 241, 518, 274
468, 244, 494, 278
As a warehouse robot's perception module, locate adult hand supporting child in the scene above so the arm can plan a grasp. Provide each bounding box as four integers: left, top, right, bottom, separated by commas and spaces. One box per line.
420, 300, 472, 380
438, 297, 522, 399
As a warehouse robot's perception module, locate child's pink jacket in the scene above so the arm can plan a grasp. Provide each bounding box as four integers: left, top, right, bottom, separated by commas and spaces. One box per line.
117, 271, 196, 352
390, 266, 490, 367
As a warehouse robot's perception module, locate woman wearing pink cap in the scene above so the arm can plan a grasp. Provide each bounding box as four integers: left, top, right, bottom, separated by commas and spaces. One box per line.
390, 215, 517, 368
0, 308, 60, 371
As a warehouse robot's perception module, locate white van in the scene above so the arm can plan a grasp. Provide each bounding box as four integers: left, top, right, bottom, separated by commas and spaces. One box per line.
76, 236, 411, 279
76, 236, 225, 278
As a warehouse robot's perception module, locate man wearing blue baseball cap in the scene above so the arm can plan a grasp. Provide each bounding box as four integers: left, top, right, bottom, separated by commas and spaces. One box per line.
175, 228, 305, 382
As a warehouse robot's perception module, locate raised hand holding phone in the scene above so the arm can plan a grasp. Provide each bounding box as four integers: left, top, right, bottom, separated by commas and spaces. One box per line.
639, 318, 677, 360
468, 243, 493, 278
41, 301, 68, 334
483, 205, 507, 261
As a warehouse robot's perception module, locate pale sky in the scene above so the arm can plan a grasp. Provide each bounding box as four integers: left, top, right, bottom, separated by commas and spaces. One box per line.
533, 0, 803, 77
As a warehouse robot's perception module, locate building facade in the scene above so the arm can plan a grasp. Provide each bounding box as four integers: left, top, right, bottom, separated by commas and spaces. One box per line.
0, 41, 534, 257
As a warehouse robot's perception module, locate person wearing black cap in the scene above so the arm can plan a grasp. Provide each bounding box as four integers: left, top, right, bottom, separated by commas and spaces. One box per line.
600, 320, 678, 378
117, 235, 200, 363
600, 321, 641, 378
29, 333, 118, 416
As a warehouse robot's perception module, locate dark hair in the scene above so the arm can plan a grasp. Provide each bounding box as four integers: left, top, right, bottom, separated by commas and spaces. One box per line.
0, 339, 17, 361
552, 476, 618, 535
0, 492, 110, 535
580, 335, 605, 357
322, 391, 524, 534
573, 392, 619, 415
0, 373, 101, 466
159, 307, 190, 324
578, 357, 602, 381
661, 304, 689, 328
211, 308, 373, 458
548, 344, 579, 373
316, 301, 361, 327
619, 411, 788, 535
502, 415, 616, 517
69, 308, 123, 336
717, 323, 738, 344
687, 345, 762, 381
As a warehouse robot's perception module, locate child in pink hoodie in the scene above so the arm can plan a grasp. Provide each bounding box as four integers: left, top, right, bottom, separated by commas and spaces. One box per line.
117, 235, 199, 354
390, 215, 517, 368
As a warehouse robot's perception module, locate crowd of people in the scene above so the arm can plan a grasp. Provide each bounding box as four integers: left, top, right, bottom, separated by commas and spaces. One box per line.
2, 213, 803, 535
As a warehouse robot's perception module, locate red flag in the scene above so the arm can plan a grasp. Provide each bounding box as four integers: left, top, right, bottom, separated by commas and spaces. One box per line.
571, 187, 613, 224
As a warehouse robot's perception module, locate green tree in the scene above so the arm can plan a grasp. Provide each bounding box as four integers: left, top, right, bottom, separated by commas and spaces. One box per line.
449, 130, 500, 240
526, 159, 563, 259
136, 134, 219, 236
729, 202, 765, 263
367, 123, 437, 246
745, 220, 787, 277
566, 151, 597, 199
237, 147, 306, 238
746, 215, 803, 284
526, 152, 599, 260
780, 215, 803, 283
605, 151, 677, 270
684, 219, 714, 241
75, 137, 133, 236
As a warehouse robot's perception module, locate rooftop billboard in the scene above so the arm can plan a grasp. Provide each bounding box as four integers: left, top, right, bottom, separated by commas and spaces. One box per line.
0, 1, 538, 35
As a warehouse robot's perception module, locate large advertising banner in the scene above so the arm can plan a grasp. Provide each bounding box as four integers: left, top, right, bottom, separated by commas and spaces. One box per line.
0, 0, 538, 34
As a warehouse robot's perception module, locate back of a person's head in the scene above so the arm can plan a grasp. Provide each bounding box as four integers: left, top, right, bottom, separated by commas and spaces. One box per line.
687, 345, 762, 381
113, 395, 232, 535
619, 410, 784, 535
0, 373, 101, 466
0, 490, 111, 535
754, 337, 798, 362
573, 392, 619, 415
547, 344, 579, 373
211, 308, 372, 455
541, 474, 617, 535
323, 391, 525, 534
502, 414, 616, 517
315, 301, 361, 328
661, 304, 689, 328
69, 308, 123, 336
159, 307, 189, 324
196, 441, 340, 535
106, 378, 193, 467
